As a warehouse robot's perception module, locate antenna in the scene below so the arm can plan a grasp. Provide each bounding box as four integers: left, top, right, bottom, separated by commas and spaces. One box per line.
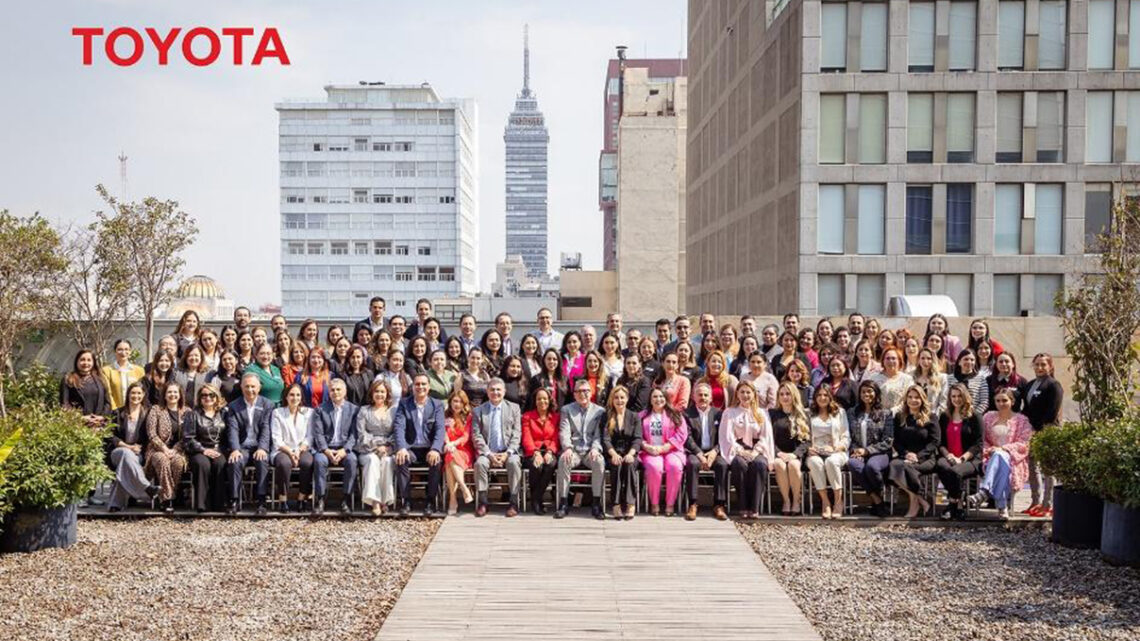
522, 24, 531, 98
117, 151, 129, 200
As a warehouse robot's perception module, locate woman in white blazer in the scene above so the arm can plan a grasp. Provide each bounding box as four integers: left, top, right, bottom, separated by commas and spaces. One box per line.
270, 383, 314, 512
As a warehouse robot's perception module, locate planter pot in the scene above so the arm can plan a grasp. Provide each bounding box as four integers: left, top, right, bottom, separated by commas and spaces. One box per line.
1050, 487, 1103, 549
1101, 502, 1140, 567
0, 503, 77, 554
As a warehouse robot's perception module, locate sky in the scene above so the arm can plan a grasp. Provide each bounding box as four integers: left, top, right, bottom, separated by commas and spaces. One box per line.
0, 0, 687, 308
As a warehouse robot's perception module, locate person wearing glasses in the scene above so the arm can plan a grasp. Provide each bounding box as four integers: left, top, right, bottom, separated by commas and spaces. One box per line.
183, 384, 229, 513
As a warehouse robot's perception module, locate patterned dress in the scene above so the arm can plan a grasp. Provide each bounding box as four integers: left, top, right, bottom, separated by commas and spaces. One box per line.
145, 407, 189, 502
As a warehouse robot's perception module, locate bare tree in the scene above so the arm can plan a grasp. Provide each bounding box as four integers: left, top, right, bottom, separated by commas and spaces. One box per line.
0, 211, 67, 416
92, 185, 198, 360
56, 224, 133, 361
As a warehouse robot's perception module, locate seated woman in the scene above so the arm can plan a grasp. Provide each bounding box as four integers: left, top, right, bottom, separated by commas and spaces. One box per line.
887, 385, 939, 518
441, 390, 476, 515
639, 388, 688, 516
603, 385, 642, 520
522, 387, 560, 514
935, 383, 983, 521
769, 382, 809, 515
182, 384, 229, 513
967, 388, 1033, 520
107, 382, 159, 512
847, 381, 894, 518
720, 383, 775, 519
144, 382, 190, 514
357, 379, 397, 516
806, 385, 850, 520
270, 383, 314, 512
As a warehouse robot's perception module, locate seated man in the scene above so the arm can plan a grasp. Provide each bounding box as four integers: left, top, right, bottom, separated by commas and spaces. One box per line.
223, 373, 273, 516
555, 379, 606, 520
684, 383, 729, 520
394, 373, 446, 517
471, 378, 523, 517
311, 379, 360, 515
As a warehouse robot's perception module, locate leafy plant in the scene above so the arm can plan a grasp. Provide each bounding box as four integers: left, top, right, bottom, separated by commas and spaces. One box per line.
1030, 422, 1097, 494
1084, 416, 1140, 510
2, 362, 60, 412
0, 406, 112, 518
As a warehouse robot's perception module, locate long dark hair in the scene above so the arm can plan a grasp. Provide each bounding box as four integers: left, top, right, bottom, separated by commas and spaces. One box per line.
66, 349, 99, 388
856, 380, 881, 412
643, 387, 683, 426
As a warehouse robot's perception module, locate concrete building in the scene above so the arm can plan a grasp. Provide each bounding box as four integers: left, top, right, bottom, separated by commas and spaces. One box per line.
686, 0, 1128, 317
491, 254, 560, 298
504, 26, 551, 277
616, 66, 688, 321
276, 83, 478, 319
160, 275, 234, 321
559, 268, 618, 321
599, 57, 687, 270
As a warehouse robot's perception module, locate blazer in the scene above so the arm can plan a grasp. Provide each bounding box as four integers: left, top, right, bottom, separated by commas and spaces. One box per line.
353, 316, 387, 342
354, 404, 395, 454
617, 375, 653, 413
271, 406, 313, 454
559, 401, 605, 454
639, 410, 688, 456
1022, 376, 1063, 431
223, 395, 273, 453
471, 400, 522, 456
171, 369, 211, 408
312, 401, 360, 452
824, 377, 859, 411
100, 363, 145, 410
521, 410, 560, 456
404, 320, 447, 342
683, 406, 723, 455
392, 396, 446, 452
59, 375, 110, 416
938, 411, 984, 460
847, 407, 894, 456
892, 413, 940, 462
602, 409, 643, 456
717, 406, 776, 464
182, 409, 227, 456
110, 406, 151, 450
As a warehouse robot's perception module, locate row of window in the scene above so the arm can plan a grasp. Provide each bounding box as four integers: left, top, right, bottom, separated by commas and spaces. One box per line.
821, 0, 1140, 73
282, 191, 455, 205
282, 265, 456, 283
285, 240, 444, 257
278, 110, 455, 126
281, 161, 456, 179
818, 182, 1114, 256
817, 272, 1061, 318
280, 212, 458, 230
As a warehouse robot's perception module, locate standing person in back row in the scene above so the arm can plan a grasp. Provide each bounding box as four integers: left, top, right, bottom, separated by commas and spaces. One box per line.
1021, 353, 1064, 518
555, 379, 606, 520
496, 312, 515, 356
353, 296, 387, 340
534, 307, 564, 352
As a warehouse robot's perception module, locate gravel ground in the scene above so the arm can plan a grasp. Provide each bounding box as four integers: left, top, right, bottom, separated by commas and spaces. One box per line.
0, 518, 439, 641
738, 523, 1140, 641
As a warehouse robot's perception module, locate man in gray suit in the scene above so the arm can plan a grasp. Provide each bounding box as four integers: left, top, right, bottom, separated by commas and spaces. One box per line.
555, 379, 606, 520
471, 378, 523, 517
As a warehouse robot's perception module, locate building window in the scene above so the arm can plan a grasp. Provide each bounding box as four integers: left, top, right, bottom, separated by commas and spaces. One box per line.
1037, 92, 1065, 162
907, 94, 933, 163
819, 94, 845, 164
306, 267, 328, 283
312, 142, 324, 152
307, 242, 325, 255
395, 142, 414, 152
857, 185, 885, 254
947, 93, 975, 162
395, 245, 410, 256
947, 184, 974, 253
438, 267, 456, 282
1129, 92, 1140, 161
282, 266, 303, 281
439, 195, 456, 204
395, 196, 413, 204
284, 194, 305, 204
998, 1, 1025, 69
353, 189, 368, 204
330, 242, 348, 256
1086, 92, 1114, 163
287, 242, 304, 255
905, 274, 933, 295
858, 94, 887, 164
1088, 0, 1116, 70
1038, 0, 1067, 70
820, 2, 847, 71
817, 274, 844, 316
818, 185, 845, 254
284, 214, 304, 229
417, 267, 437, 282
353, 138, 368, 151
374, 241, 392, 256
945, 274, 974, 315
993, 274, 1022, 316
906, 185, 933, 254
996, 93, 1023, 163
417, 246, 432, 256
374, 193, 393, 204
373, 266, 393, 281
861, 2, 888, 71
995, 185, 1023, 255
373, 142, 392, 152
311, 195, 328, 204
949, 1, 977, 71
330, 266, 349, 281
1085, 183, 1113, 250
1035, 184, 1064, 254
395, 270, 413, 282
1034, 275, 1064, 315
354, 241, 369, 255
909, 2, 935, 72
856, 274, 886, 315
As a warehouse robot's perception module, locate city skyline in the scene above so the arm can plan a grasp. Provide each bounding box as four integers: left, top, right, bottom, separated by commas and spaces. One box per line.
0, 0, 687, 306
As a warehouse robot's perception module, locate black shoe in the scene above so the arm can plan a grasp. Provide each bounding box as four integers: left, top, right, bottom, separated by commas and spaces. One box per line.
399, 503, 410, 517
162, 501, 175, 515
256, 503, 268, 517
312, 498, 325, 516
532, 502, 544, 516
966, 489, 990, 510
145, 484, 160, 500
940, 506, 954, 521
592, 504, 605, 520
339, 501, 352, 515
109, 506, 122, 513
279, 501, 291, 514
954, 505, 968, 521
554, 499, 568, 519
870, 503, 887, 518
226, 501, 239, 516
423, 504, 436, 517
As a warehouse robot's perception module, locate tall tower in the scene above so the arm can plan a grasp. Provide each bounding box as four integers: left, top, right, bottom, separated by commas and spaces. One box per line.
503, 24, 550, 277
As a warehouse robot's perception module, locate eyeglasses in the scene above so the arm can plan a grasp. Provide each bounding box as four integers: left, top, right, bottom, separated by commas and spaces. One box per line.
201, 392, 217, 399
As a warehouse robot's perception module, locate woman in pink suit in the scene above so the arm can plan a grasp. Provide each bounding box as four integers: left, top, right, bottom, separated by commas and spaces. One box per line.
966, 388, 1032, 520
639, 388, 689, 516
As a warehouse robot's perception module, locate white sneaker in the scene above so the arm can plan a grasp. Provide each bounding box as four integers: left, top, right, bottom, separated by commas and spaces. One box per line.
998, 507, 1010, 521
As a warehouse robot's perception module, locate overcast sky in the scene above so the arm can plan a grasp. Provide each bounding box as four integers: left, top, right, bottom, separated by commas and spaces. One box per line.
0, 0, 687, 307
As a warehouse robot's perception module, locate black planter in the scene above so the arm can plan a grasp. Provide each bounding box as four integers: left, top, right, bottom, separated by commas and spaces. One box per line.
1101, 502, 1140, 567
1050, 486, 1103, 549
0, 503, 78, 554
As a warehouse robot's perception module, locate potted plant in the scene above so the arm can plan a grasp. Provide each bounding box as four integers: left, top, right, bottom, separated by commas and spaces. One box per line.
0, 405, 111, 553
1031, 422, 1103, 548
1085, 417, 1140, 566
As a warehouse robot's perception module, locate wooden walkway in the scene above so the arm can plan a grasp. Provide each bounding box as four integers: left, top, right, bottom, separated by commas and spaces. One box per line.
376, 515, 821, 641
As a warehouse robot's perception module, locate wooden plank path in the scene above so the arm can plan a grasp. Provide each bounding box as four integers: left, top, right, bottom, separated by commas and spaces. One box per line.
376, 515, 821, 641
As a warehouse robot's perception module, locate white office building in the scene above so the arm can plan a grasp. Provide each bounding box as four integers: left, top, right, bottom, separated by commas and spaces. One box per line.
276, 83, 479, 319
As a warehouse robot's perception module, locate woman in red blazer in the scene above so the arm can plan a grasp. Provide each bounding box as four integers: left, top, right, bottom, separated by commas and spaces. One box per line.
522, 387, 560, 515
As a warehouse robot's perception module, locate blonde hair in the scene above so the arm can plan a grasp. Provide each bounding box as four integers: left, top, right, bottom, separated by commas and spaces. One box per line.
731, 381, 767, 432
947, 382, 974, 418
898, 384, 932, 425
776, 381, 810, 441
698, 350, 731, 388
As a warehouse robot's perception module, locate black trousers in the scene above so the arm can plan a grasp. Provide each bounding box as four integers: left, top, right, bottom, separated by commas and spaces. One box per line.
190, 452, 227, 511
730, 456, 769, 514
524, 455, 557, 505
397, 447, 441, 507
273, 450, 315, 496
606, 457, 639, 507
934, 457, 982, 500
888, 457, 937, 493
686, 453, 729, 505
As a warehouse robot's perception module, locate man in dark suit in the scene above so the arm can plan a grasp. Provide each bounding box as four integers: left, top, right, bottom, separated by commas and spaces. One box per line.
684, 382, 729, 521
311, 378, 360, 515
404, 298, 447, 342
353, 296, 387, 342
393, 373, 446, 516
224, 373, 273, 516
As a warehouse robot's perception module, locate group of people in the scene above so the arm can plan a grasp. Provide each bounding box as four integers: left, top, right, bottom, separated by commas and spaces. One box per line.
60, 298, 1064, 521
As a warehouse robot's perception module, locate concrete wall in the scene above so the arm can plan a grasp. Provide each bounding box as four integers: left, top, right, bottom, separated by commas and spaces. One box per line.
558, 270, 618, 321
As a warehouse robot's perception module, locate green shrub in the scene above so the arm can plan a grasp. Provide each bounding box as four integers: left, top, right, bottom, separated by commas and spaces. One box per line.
0, 405, 111, 518
1030, 422, 1098, 494
3, 362, 61, 411
1084, 417, 1140, 510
